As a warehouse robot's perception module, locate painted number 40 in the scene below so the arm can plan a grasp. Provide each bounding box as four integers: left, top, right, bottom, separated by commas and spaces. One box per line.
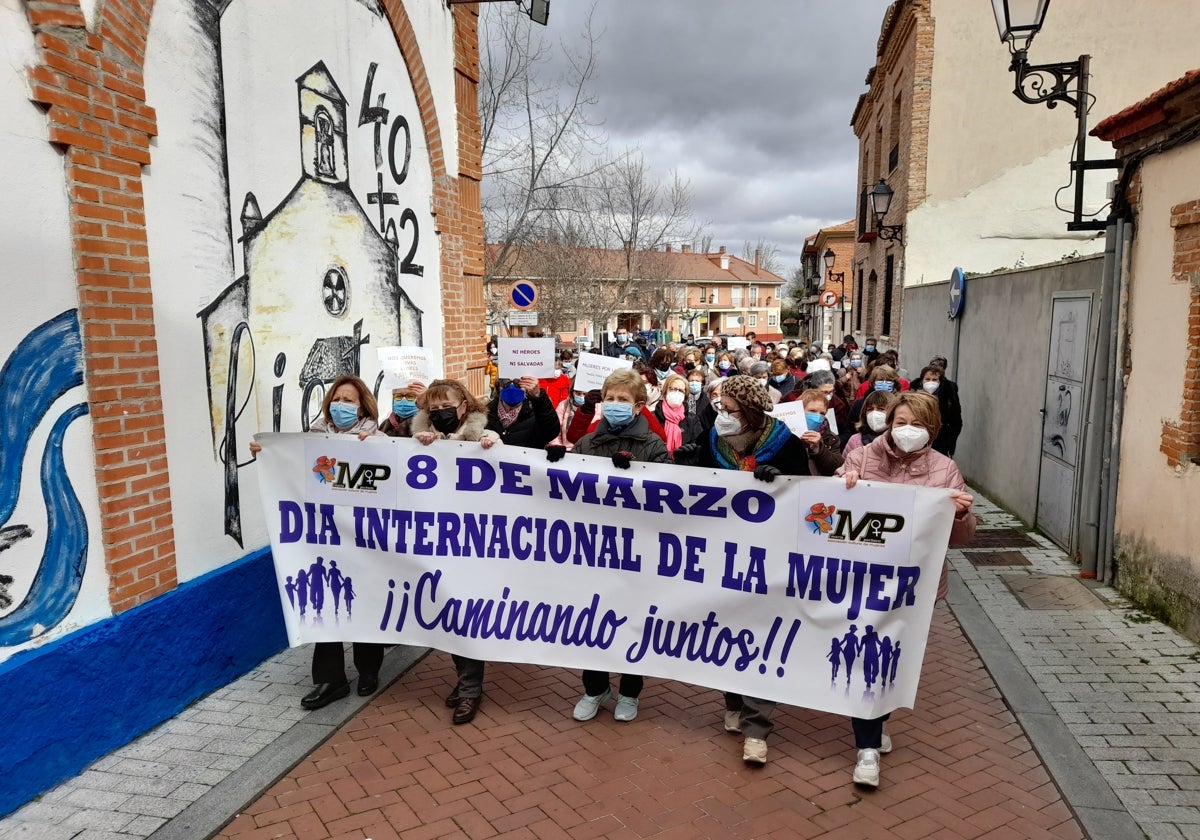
358, 62, 423, 277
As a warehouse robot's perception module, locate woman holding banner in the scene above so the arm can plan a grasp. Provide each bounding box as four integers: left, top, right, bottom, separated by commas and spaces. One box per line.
838, 391, 976, 788
250, 375, 388, 711
411, 378, 501, 725
677, 375, 842, 766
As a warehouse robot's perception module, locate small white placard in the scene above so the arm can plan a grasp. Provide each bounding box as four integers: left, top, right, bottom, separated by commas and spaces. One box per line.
768, 401, 808, 439
807, 358, 832, 373
726, 336, 750, 351
572, 353, 633, 393
498, 337, 557, 378
508, 310, 538, 326
377, 346, 443, 388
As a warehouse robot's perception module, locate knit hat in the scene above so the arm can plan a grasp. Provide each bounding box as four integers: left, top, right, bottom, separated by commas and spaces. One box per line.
623, 345, 643, 359
721, 374, 774, 414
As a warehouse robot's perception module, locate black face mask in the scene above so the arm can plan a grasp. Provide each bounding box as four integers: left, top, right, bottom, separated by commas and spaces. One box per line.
430, 407, 460, 434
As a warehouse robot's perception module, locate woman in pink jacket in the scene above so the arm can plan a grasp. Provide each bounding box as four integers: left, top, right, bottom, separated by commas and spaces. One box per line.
836, 391, 976, 789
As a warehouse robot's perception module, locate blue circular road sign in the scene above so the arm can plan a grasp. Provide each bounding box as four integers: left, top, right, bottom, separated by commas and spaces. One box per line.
509, 281, 538, 311
949, 267, 966, 320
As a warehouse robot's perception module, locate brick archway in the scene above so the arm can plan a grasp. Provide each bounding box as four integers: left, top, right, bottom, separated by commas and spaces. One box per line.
22, 0, 483, 612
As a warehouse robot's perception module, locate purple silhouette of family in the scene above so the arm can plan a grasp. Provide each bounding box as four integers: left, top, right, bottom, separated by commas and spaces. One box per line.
284, 557, 355, 619
826, 624, 901, 689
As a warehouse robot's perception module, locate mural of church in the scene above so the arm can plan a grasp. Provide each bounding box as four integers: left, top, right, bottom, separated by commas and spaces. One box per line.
199, 60, 425, 545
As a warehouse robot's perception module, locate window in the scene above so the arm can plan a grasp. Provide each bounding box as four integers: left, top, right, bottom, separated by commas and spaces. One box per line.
1162, 197, 1200, 466
731, 286, 743, 307
888, 92, 902, 172
322, 266, 349, 316
748, 313, 758, 328
749, 285, 759, 306
710, 288, 719, 304
699, 286, 707, 306
856, 269, 864, 331
768, 313, 778, 327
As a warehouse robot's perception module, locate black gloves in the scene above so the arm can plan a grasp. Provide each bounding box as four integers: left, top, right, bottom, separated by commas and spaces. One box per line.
611, 451, 632, 469
672, 439, 700, 458
581, 389, 603, 415
753, 464, 781, 482
546, 445, 567, 462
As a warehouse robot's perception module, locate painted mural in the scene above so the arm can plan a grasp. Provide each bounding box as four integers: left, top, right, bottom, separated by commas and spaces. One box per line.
188, 0, 441, 547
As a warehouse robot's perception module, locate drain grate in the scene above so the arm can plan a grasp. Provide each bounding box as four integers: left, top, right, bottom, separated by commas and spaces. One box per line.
967, 550, 1031, 567
967, 528, 1041, 548
1002, 574, 1105, 610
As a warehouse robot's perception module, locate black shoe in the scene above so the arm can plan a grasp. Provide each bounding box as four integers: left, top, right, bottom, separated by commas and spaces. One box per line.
301, 681, 350, 710
445, 685, 462, 708
452, 695, 481, 725
357, 674, 379, 697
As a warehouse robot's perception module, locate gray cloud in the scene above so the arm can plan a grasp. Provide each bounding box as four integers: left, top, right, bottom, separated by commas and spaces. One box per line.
541, 0, 890, 270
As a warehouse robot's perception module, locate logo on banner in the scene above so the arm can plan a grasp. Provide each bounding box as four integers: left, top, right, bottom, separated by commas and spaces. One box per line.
311, 455, 392, 492
806, 503, 906, 545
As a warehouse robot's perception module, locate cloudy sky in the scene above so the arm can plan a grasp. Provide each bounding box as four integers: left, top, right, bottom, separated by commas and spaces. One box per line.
533, 0, 892, 274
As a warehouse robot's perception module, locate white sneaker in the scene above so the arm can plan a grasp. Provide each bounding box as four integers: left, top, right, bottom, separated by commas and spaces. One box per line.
880, 727, 892, 754
613, 694, 639, 722
742, 737, 768, 765
724, 710, 742, 733
853, 748, 880, 787
572, 688, 611, 721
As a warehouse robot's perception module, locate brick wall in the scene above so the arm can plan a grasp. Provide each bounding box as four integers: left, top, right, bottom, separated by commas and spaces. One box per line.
21, 0, 485, 610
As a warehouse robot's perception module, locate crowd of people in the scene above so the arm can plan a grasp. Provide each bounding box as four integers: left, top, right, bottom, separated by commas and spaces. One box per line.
257, 332, 974, 790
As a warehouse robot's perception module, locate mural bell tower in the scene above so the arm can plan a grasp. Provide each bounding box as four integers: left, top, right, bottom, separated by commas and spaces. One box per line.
297, 61, 348, 185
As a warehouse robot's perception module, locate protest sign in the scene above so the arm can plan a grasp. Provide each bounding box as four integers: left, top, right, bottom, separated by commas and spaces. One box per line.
572, 353, 633, 393
255, 435, 957, 719
768, 401, 808, 438
377, 346, 443, 388
498, 337, 556, 378
726, 336, 750, 351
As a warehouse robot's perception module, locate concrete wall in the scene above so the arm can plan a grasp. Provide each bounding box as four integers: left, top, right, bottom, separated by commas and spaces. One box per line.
900, 256, 1103, 524
0, 0, 482, 815
905, 0, 1200, 286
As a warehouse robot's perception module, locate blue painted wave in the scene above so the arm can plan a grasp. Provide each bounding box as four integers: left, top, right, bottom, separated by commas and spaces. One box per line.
0, 311, 89, 644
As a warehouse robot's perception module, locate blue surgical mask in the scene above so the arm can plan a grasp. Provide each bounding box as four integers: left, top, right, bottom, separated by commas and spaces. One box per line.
874, 381, 895, 392
850, 360, 863, 368
865, 344, 876, 352
771, 374, 787, 384
688, 381, 702, 395
392, 398, 417, 418
329, 402, 359, 429
572, 394, 586, 406
602, 402, 634, 429
705, 354, 715, 364
500, 384, 526, 405
805, 412, 825, 432
563, 362, 574, 373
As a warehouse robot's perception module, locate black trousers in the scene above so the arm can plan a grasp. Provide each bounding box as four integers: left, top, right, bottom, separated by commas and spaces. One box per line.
311, 642, 384, 684
582, 671, 643, 698
851, 713, 891, 748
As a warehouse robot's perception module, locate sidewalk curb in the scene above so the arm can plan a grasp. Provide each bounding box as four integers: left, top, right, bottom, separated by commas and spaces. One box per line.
148, 645, 430, 840
947, 570, 1143, 840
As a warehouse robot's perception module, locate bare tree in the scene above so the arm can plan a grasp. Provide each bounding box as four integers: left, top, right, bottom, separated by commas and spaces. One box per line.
479, 2, 606, 298
741, 238, 783, 275
573, 152, 700, 336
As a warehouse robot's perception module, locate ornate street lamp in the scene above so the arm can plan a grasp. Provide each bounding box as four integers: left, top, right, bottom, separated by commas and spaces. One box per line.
823, 248, 848, 340
868, 181, 904, 243
989, 0, 1117, 231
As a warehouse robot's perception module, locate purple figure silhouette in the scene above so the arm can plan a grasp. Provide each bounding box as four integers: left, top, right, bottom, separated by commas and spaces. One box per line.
889, 640, 902, 685
860, 625, 881, 688
343, 577, 356, 617
296, 568, 309, 617
284, 576, 296, 609
880, 636, 894, 687
328, 560, 344, 614
839, 625, 860, 685
827, 637, 843, 683
308, 557, 328, 616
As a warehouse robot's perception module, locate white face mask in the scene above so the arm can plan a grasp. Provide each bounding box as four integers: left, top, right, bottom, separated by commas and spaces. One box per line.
891, 425, 931, 453
665, 391, 685, 407
866, 410, 888, 433
714, 411, 742, 437
824, 392, 833, 402
922, 380, 940, 394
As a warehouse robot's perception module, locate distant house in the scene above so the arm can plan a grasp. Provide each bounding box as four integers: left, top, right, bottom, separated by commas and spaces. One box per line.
486, 243, 788, 343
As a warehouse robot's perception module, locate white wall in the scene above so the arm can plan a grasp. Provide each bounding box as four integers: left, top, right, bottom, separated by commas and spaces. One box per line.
907, 0, 1200, 286
1116, 141, 1200, 561
0, 0, 109, 660
142, 0, 458, 582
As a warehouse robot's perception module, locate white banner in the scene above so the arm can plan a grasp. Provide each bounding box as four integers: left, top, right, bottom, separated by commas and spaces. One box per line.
255, 435, 957, 719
